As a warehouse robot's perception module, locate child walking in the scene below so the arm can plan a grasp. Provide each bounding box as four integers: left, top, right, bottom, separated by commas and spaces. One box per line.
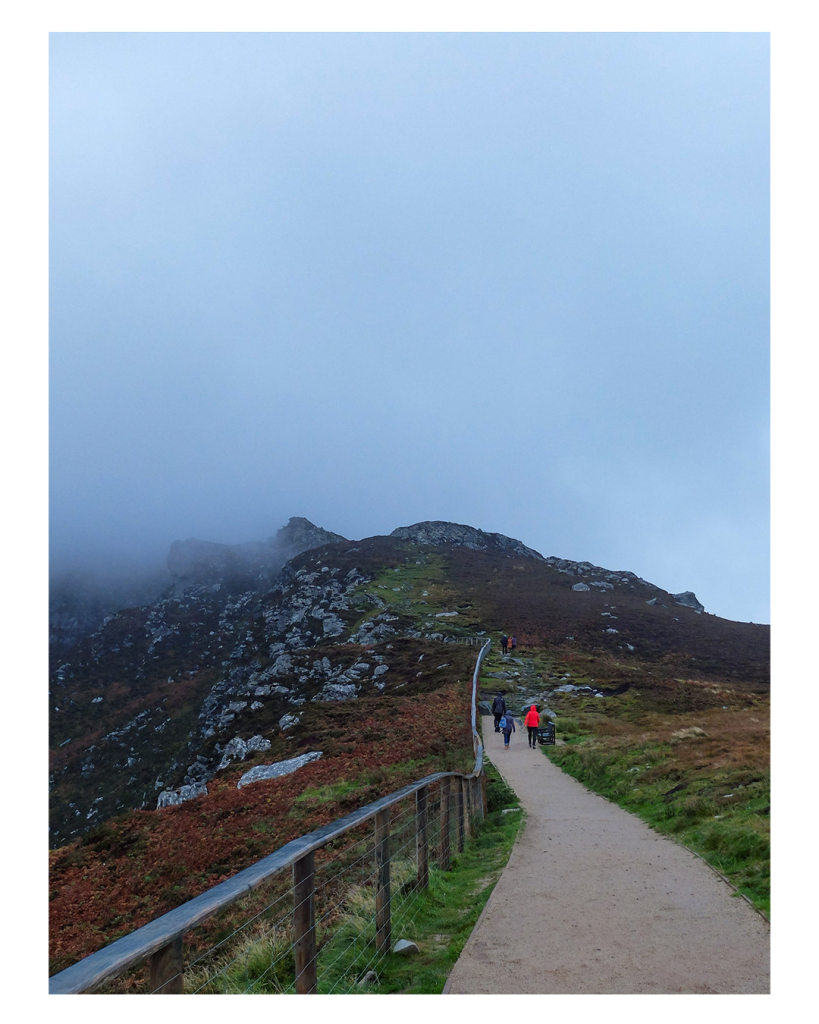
500, 712, 516, 749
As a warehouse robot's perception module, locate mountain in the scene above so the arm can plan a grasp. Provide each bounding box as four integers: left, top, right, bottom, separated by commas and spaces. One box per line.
49, 517, 769, 972
49, 517, 767, 846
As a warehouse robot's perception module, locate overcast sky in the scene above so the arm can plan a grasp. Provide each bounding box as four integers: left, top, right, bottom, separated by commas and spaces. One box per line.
49, 31, 769, 623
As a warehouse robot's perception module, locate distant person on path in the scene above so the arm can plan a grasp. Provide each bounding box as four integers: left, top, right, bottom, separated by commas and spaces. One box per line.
492, 691, 507, 733
501, 634, 508, 656
510, 636, 517, 654
524, 704, 540, 748
500, 711, 516, 749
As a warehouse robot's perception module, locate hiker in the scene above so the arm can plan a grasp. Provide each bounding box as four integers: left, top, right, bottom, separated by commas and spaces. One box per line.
500, 711, 516, 749
524, 704, 540, 748
492, 691, 506, 733
501, 634, 508, 656
510, 636, 517, 654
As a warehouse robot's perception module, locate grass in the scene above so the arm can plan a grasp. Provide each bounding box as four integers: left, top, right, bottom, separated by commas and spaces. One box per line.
545, 714, 770, 916
187, 762, 523, 994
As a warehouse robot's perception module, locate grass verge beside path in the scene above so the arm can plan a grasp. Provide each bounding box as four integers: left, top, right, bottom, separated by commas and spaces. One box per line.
190, 762, 524, 994
545, 732, 769, 917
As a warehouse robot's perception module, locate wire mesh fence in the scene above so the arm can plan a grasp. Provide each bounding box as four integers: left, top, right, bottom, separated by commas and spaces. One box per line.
51, 641, 491, 995
91, 773, 481, 994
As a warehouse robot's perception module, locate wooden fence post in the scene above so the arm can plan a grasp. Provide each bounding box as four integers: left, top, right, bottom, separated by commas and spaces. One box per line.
438, 778, 451, 871
293, 852, 317, 994
149, 935, 184, 994
480, 771, 488, 818
416, 785, 429, 891
375, 808, 391, 955
457, 778, 465, 853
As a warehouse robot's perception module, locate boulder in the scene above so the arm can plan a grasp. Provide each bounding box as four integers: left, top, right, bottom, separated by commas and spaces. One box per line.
392, 939, 420, 955
156, 782, 207, 809
672, 591, 705, 613
236, 751, 323, 788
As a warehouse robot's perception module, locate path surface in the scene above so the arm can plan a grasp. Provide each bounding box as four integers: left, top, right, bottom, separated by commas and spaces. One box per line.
444, 720, 769, 994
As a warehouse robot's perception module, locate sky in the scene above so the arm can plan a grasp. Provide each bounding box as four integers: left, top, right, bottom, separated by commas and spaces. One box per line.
48, 31, 770, 623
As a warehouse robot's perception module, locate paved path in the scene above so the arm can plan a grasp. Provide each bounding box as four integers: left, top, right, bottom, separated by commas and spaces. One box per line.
444, 721, 769, 994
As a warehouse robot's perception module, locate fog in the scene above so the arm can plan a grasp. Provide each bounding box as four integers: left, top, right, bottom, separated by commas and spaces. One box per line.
49, 32, 769, 623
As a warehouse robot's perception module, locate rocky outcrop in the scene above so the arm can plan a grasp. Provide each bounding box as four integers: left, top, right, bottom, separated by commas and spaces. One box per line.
271, 517, 347, 563
156, 782, 208, 809
167, 517, 347, 586
390, 521, 545, 560
672, 591, 705, 613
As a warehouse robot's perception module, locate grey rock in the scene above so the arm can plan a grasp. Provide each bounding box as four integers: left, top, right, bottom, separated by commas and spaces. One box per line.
672, 591, 705, 613
392, 939, 420, 955
390, 521, 544, 560
157, 782, 207, 809
312, 681, 358, 702
246, 734, 272, 752
571, 583, 590, 592
236, 751, 323, 788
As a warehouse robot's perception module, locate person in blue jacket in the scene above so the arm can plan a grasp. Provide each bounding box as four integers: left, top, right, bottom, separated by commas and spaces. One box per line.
500, 711, 516, 749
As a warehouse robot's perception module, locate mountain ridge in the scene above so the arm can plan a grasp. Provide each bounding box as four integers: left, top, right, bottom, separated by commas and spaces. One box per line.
49, 515, 769, 974
49, 515, 761, 850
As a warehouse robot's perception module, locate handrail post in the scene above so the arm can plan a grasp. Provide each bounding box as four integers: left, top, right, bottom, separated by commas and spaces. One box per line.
457, 778, 465, 853
293, 852, 317, 994
375, 808, 391, 955
416, 785, 429, 891
438, 777, 451, 870
149, 935, 184, 993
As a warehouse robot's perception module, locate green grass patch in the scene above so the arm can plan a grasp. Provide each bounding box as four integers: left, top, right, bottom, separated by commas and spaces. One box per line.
293, 778, 360, 805
546, 739, 769, 916
190, 761, 523, 994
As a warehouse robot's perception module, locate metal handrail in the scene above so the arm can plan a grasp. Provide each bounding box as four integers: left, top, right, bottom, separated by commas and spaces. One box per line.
49, 640, 491, 994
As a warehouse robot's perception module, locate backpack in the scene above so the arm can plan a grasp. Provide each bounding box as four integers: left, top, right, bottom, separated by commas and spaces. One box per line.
499, 715, 509, 730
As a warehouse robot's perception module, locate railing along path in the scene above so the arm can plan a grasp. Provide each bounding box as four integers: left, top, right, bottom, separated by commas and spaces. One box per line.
50, 640, 492, 994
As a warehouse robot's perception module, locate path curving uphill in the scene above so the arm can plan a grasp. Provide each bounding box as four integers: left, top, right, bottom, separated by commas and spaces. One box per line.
444, 721, 769, 994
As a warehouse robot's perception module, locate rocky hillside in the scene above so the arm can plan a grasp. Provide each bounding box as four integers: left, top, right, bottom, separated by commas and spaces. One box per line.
49, 517, 768, 848
49, 516, 769, 973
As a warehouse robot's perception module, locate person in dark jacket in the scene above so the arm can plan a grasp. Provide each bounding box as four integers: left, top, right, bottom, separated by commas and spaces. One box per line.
492, 691, 506, 732
501, 634, 508, 656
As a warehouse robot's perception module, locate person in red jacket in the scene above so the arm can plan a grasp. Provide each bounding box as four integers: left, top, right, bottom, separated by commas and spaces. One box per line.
524, 704, 540, 748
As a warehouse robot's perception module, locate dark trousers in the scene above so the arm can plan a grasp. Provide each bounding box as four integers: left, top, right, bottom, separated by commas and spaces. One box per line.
493, 712, 503, 732
528, 726, 538, 747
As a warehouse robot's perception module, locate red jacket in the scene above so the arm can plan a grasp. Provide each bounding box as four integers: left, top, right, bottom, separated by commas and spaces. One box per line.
525, 706, 539, 728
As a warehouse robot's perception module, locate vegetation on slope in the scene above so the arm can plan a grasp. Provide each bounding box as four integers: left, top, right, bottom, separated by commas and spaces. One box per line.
49, 675, 475, 974
183, 762, 523, 995
50, 533, 770, 982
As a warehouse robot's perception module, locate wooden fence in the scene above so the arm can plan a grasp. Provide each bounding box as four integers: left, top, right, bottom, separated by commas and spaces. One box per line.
49, 640, 491, 994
